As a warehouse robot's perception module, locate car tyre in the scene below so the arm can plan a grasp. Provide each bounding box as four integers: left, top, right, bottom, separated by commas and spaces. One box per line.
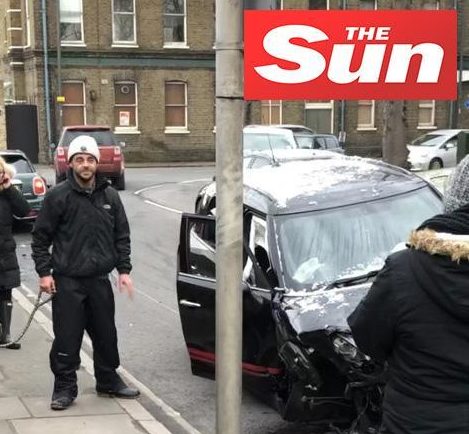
115, 173, 126, 190
429, 158, 443, 170
55, 173, 66, 185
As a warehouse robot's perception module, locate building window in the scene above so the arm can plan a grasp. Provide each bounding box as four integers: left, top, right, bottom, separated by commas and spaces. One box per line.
163, 0, 186, 46
359, 0, 377, 9
165, 81, 188, 131
305, 101, 333, 133
418, 100, 435, 128
60, 0, 84, 44
421, 1, 439, 9
308, 0, 329, 9
114, 82, 138, 130
62, 81, 86, 126
112, 0, 136, 44
261, 100, 282, 124
357, 100, 375, 129
244, 0, 282, 9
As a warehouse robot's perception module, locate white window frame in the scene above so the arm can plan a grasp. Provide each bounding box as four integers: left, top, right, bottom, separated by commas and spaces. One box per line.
163, 0, 188, 49
261, 100, 282, 125
60, 0, 85, 46
24, 0, 31, 47
304, 101, 334, 133
357, 100, 376, 130
417, 100, 436, 130
112, 0, 137, 46
165, 81, 189, 133
62, 80, 87, 125
114, 81, 140, 134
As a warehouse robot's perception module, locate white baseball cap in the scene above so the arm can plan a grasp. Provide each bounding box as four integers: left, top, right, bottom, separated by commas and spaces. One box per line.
67, 135, 100, 163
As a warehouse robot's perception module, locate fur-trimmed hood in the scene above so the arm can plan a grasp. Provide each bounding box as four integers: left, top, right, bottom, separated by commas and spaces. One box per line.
408, 229, 469, 263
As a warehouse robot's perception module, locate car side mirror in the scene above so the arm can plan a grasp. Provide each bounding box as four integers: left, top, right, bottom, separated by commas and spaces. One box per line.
119, 141, 126, 148
445, 142, 456, 150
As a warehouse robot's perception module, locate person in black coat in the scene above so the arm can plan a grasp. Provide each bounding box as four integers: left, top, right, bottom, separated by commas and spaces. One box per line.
0, 156, 30, 349
348, 155, 469, 434
31, 135, 139, 411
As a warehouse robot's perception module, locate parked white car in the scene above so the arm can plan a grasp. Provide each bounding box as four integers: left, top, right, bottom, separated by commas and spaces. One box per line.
243, 126, 298, 155
407, 129, 469, 171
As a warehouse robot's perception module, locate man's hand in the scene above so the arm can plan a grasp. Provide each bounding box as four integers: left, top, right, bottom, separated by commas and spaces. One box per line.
118, 274, 134, 299
39, 275, 56, 295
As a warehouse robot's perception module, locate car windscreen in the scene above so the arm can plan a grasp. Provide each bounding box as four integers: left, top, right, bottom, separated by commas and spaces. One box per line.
243, 133, 297, 153
410, 134, 447, 147
2, 155, 34, 173
61, 130, 117, 146
275, 187, 442, 291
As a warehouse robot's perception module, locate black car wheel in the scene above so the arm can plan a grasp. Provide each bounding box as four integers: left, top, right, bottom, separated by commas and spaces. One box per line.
429, 158, 443, 170
115, 173, 126, 190
55, 173, 66, 185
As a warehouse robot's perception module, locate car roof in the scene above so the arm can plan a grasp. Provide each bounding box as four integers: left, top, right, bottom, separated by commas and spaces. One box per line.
63, 125, 112, 131
426, 129, 469, 136
246, 149, 338, 162
0, 149, 28, 157
243, 126, 294, 136
242, 157, 433, 215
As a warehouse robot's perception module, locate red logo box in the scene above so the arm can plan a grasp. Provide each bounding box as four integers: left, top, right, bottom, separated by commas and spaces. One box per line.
244, 10, 457, 100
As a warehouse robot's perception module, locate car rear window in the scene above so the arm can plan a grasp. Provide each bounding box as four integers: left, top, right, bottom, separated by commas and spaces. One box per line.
2, 155, 34, 173
61, 130, 117, 147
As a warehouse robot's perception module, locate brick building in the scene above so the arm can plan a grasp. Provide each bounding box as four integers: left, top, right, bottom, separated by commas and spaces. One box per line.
0, 0, 468, 162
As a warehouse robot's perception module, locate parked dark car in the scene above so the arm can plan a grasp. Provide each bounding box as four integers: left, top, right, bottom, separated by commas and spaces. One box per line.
178, 157, 443, 430
0, 150, 48, 222
297, 133, 344, 154
53, 125, 126, 189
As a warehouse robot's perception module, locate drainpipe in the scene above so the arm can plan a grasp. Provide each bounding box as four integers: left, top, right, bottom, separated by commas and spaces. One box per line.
457, 0, 464, 129
41, 0, 52, 162
339, 0, 346, 148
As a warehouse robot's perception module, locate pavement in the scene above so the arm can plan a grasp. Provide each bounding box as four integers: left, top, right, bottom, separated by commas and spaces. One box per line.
0, 289, 173, 434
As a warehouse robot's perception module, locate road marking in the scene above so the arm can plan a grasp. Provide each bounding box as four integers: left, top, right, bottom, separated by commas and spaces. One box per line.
144, 200, 183, 215
14, 285, 201, 434
135, 179, 211, 214
109, 272, 178, 315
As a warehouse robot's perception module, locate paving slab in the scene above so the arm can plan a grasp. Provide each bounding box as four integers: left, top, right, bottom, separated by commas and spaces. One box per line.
22, 394, 124, 418
0, 397, 30, 419
0, 420, 15, 434
11, 414, 147, 434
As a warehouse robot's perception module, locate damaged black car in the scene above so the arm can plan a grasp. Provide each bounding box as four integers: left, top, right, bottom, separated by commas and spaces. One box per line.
176, 156, 443, 432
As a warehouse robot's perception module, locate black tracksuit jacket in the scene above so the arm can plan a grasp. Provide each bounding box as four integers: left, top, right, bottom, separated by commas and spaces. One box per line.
32, 170, 131, 278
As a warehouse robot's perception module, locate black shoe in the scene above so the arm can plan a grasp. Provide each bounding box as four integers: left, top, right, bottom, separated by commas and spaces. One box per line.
50, 394, 75, 410
96, 383, 140, 399
0, 341, 21, 350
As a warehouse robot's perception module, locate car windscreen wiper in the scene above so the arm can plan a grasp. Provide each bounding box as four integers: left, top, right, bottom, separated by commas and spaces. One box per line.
325, 270, 380, 290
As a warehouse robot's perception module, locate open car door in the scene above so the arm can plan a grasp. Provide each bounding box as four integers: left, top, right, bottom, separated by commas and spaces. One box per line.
176, 212, 282, 383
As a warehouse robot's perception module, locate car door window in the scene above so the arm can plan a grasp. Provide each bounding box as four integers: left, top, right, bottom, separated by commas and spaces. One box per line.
187, 219, 216, 279
325, 137, 338, 149
243, 214, 273, 289
313, 137, 326, 150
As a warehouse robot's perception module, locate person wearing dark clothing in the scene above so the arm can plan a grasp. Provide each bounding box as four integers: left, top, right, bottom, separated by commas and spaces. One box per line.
348, 154, 469, 434
31, 135, 139, 411
0, 156, 30, 349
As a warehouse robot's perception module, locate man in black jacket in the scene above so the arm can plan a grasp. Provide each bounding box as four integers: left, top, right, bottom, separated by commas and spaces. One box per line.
348, 155, 469, 434
32, 135, 139, 411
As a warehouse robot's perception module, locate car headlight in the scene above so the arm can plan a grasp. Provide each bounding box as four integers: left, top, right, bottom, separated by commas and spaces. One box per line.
332, 334, 369, 365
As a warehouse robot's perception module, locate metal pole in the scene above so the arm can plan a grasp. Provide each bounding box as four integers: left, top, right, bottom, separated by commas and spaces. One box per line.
40, 0, 52, 160
215, 0, 244, 433
56, 0, 62, 137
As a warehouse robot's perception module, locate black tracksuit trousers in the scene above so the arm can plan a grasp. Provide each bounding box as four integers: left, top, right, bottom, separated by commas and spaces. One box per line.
50, 275, 120, 395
